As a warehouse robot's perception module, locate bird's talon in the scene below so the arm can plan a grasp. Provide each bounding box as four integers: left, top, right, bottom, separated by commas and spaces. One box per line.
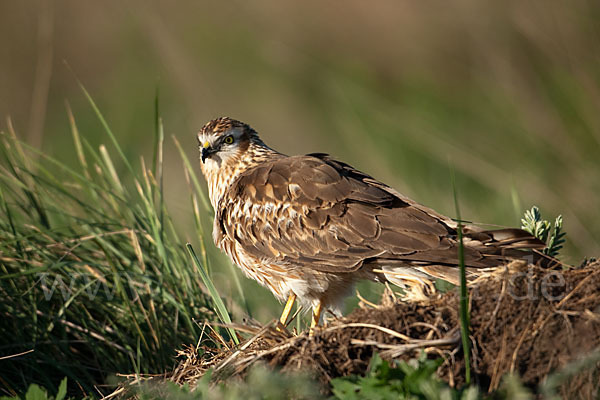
275, 321, 287, 332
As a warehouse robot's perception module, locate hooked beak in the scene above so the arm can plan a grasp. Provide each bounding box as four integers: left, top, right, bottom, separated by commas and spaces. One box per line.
200, 142, 215, 163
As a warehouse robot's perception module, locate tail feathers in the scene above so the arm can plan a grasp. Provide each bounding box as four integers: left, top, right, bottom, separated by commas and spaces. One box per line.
460, 227, 546, 265
478, 228, 546, 249
463, 227, 545, 249
376, 227, 546, 300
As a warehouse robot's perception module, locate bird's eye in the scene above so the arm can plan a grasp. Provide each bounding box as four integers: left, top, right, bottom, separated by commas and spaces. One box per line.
224, 135, 234, 144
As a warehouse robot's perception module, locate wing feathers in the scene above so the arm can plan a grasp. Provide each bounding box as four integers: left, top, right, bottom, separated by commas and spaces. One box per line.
345, 204, 379, 238
219, 153, 543, 275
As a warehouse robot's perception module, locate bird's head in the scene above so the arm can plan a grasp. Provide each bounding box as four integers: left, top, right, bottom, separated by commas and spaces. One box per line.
197, 117, 282, 210
197, 117, 260, 174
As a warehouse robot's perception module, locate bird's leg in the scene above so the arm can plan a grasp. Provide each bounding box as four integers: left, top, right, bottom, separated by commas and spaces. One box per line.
278, 293, 297, 327
309, 301, 323, 336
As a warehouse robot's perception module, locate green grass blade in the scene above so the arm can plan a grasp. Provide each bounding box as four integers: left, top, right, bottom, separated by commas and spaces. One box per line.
152, 86, 162, 179
65, 101, 89, 177
99, 145, 125, 195
152, 93, 165, 250
77, 80, 134, 175
451, 167, 471, 386
186, 243, 239, 345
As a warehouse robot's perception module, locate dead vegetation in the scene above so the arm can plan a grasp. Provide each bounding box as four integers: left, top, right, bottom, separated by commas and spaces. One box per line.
119, 260, 600, 398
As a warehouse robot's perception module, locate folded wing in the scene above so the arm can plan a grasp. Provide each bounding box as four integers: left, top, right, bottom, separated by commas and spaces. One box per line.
217, 153, 544, 274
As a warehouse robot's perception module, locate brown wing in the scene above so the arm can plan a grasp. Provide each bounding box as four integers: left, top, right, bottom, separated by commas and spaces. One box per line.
217, 153, 542, 273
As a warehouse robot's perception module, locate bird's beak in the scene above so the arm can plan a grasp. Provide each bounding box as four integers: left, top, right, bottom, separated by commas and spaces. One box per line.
200, 142, 213, 163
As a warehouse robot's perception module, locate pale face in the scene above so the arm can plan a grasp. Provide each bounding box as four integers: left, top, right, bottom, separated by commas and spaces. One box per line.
197, 126, 247, 176
196, 117, 269, 208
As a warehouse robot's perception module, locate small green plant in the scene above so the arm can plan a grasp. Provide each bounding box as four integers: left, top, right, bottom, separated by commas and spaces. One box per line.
0, 378, 69, 400
520, 206, 566, 257
329, 353, 477, 400
137, 366, 321, 400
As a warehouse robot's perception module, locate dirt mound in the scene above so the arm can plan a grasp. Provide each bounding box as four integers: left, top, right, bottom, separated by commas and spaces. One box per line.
168, 260, 600, 397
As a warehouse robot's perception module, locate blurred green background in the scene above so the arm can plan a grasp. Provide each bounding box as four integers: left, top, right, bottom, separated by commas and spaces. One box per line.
2, 0, 599, 321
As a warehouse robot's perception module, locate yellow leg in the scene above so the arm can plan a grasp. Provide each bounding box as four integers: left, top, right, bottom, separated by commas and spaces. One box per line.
309, 301, 323, 336
279, 293, 296, 326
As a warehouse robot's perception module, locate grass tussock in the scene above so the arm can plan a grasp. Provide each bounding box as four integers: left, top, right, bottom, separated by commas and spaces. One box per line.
0, 102, 221, 396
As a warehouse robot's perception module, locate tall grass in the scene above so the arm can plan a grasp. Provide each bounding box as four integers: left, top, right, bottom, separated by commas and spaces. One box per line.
0, 94, 226, 396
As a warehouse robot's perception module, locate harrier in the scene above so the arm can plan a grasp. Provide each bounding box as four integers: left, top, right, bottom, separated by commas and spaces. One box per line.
197, 117, 543, 330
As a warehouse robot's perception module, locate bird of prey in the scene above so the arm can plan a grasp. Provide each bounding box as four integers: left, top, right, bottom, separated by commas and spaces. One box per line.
197, 117, 544, 330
